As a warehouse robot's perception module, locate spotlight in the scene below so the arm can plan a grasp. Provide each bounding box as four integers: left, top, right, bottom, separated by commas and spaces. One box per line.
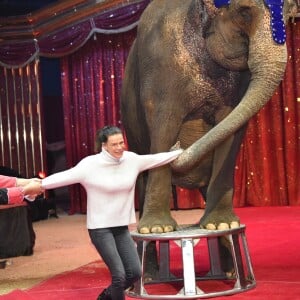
37, 171, 46, 179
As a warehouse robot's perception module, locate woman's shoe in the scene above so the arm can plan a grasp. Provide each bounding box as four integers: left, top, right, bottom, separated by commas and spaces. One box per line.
97, 288, 111, 300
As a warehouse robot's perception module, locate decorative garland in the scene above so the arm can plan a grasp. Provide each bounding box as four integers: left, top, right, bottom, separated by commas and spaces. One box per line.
265, 0, 286, 44
213, 0, 230, 8
213, 0, 286, 44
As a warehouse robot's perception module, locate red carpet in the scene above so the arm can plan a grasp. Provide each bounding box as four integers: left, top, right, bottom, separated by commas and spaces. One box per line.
1, 206, 300, 300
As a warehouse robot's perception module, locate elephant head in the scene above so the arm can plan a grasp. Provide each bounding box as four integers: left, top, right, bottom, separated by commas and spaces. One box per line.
171, 0, 298, 172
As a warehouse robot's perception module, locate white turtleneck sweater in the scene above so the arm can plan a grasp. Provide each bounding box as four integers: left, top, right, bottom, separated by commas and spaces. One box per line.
42, 149, 182, 229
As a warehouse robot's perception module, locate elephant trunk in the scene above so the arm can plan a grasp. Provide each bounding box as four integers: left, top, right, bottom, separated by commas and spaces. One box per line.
172, 11, 287, 173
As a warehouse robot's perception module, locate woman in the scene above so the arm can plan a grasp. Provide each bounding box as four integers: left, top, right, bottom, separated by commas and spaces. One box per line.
0, 175, 43, 205
41, 125, 182, 300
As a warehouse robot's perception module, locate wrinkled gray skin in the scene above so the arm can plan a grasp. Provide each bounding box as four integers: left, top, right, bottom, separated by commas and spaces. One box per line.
121, 0, 297, 236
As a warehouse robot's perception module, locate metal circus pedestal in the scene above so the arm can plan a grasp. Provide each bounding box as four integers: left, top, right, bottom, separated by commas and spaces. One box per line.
127, 225, 256, 299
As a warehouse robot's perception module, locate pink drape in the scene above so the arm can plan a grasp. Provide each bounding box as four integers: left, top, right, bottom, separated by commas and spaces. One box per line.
61, 21, 300, 213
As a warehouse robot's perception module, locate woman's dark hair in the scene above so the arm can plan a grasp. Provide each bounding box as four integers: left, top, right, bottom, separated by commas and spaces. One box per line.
94, 125, 122, 152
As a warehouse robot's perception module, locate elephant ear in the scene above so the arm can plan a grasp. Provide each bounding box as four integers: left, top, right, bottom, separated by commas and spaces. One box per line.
214, 0, 296, 45
212, 0, 263, 37
233, 0, 262, 29
230, 0, 282, 43
204, 0, 262, 70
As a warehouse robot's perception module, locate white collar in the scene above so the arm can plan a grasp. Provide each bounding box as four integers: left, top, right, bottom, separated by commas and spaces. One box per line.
101, 148, 124, 164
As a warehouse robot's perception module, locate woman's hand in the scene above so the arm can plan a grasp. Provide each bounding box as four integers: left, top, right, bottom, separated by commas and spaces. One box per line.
16, 178, 31, 187
21, 178, 44, 201
170, 141, 181, 151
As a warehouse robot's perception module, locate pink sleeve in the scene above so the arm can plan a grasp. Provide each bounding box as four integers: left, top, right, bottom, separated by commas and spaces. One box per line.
7, 187, 24, 204
0, 175, 17, 188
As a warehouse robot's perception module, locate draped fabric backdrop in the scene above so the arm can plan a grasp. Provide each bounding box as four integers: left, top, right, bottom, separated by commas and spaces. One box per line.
60, 21, 300, 213
0, 60, 46, 178
60, 30, 137, 213
0, 0, 149, 210
233, 21, 300, 207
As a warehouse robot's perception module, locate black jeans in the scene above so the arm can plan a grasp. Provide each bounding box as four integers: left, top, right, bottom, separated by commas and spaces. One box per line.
88, 226, 142, 300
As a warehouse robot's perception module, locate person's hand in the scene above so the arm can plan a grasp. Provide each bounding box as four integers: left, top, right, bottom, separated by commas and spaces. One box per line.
170, 141, 181, 151
16, 177, 31, 187
22, 178, 44, 201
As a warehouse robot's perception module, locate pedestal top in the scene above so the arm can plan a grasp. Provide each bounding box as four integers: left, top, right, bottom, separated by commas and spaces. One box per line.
130, 224, 246, 241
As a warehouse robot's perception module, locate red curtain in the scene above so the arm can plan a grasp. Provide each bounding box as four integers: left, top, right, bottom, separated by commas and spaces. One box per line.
61, 21, 300, 213
234, 21, 300, 207
0, 0, 148, 182
60, 30, 136, 213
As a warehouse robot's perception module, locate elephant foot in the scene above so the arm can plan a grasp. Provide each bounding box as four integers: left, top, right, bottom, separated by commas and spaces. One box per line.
144, 269, 159, 283
138, 213, 178, 234
200, 210, 240, 230
143, 241, 159, 282
226, 269, 236, 279
204, 221, 240, 230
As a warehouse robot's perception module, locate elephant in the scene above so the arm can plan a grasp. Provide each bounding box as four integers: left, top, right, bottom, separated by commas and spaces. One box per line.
120, 0, 298, 236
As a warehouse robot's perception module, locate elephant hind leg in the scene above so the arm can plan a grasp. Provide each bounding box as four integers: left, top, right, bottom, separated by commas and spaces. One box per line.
218, 236, 235, 276
144, 242, 159, 281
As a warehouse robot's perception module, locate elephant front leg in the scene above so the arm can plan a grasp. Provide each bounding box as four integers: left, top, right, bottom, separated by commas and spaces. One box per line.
200, 130, 245, 230
138, 166, 177, 234
201, 190, 240, 230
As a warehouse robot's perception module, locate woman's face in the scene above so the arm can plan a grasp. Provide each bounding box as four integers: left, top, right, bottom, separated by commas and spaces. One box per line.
102, 133, 125, 159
